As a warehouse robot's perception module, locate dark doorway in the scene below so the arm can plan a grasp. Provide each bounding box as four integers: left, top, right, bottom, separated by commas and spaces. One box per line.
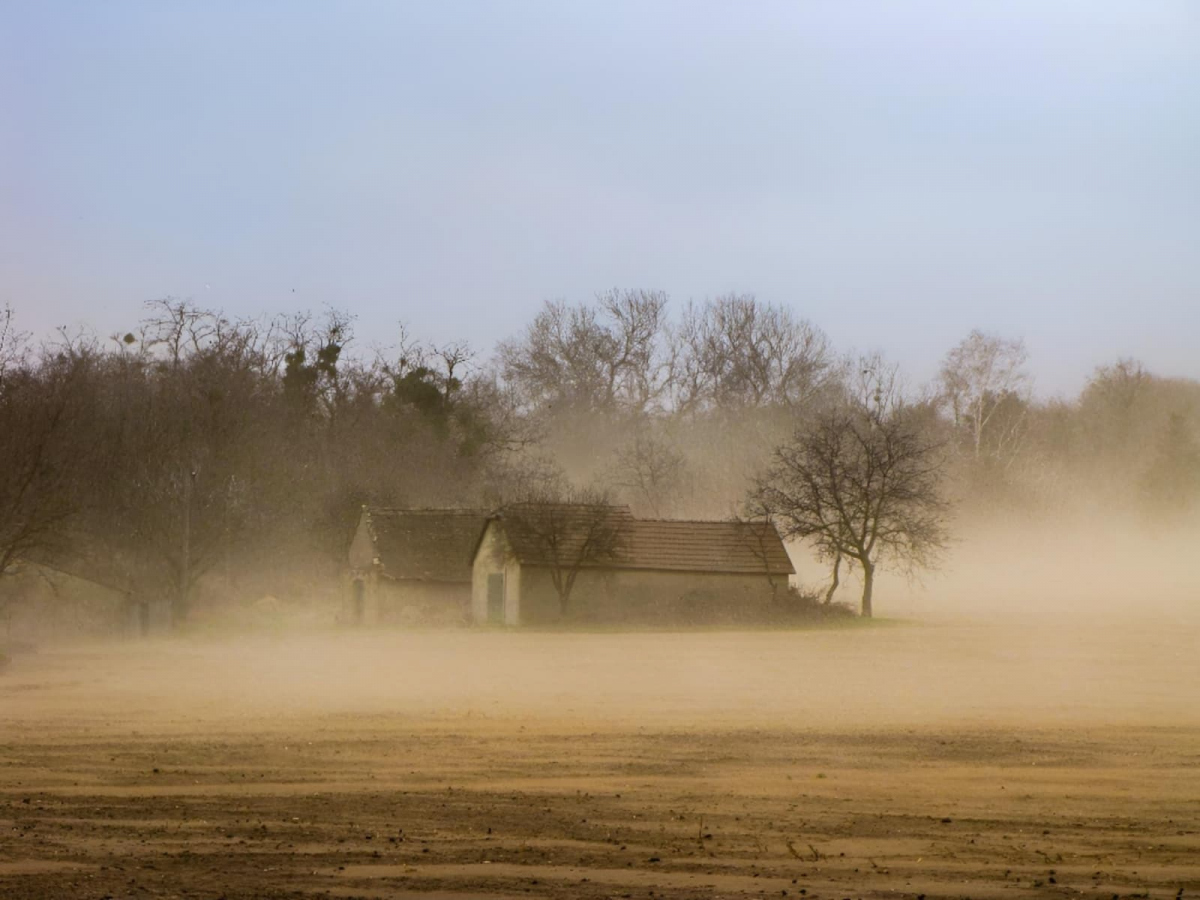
486, 573, 505, 624
352, 579, 366, 624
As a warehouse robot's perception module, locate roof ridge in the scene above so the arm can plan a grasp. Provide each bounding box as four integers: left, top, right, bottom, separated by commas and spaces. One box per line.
494, 513, 794, 576
367, 507, 489, 514
501, 502, 632, 509
630, 517, 770, 525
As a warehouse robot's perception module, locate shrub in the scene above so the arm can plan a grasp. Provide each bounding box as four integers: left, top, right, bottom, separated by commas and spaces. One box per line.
770, 585, 857, 623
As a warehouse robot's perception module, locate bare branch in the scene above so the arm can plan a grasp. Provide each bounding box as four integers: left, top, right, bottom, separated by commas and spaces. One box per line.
749, 358, 951, 617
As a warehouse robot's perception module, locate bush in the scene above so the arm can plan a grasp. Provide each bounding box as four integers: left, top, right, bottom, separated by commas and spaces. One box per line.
770, 585, 857, 623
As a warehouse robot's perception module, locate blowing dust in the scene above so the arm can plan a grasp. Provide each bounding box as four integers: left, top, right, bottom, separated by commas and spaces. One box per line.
4, 512, 1198, 900
5, 514, 1198, 738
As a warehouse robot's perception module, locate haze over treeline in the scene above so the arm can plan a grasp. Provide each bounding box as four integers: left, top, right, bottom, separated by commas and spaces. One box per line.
2, 292, 1199, 625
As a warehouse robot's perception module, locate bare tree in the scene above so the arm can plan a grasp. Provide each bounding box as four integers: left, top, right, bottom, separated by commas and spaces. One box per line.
79, 315, 277, 625
0, 346, 90, 582
435, 341, 474, 402
938, 329, 1031, 467
596, 289, 671, 413
500, 489, 629, 616
749, 367, 950, 617
381, 329, 476, 416
1077, 358, 1155, 460
141, 297, 224, 366
1140, 413, 1200, 518
498, 290, 670, 415
279, 307, 356, 421
729, 512, 792, 602
606, 430, 688, 517
0, 303, 29, 388
672, 295, 833, 413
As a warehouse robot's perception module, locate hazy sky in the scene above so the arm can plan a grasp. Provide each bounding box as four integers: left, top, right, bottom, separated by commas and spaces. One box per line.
2, 2, 1197, 395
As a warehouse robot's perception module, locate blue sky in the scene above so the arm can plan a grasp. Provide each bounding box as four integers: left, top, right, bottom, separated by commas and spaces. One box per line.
2, 1, 1197, 395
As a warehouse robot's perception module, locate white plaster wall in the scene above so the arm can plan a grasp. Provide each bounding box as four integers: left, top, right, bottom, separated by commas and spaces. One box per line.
347, 510, 376, 571
504, 559, 521, 626
472, 521, 522, 624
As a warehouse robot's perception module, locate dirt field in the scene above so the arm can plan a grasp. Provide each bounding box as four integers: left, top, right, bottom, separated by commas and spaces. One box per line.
2, 618, 1199, 899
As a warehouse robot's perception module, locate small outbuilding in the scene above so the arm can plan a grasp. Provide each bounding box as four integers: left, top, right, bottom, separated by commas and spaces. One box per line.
347, 507, 489, 625
470, 506, 795, 626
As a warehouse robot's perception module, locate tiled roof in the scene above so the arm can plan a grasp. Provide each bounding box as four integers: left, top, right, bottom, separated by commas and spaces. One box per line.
496, 506, 794, 576
617, 519, 794, 575
498, 503, 634, 568
368, 508, 489, 583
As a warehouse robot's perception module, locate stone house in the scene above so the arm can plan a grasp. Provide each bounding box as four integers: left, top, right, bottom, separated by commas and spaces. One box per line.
470, 506, 794, 626
347, 507, 489, 625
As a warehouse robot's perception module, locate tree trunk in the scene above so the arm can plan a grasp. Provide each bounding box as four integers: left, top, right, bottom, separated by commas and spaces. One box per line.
174, 468, 196, 628
173, 575, 189, 628
860, 560, 874, 618
824, 553, 841, 605
557, 569, 577, 618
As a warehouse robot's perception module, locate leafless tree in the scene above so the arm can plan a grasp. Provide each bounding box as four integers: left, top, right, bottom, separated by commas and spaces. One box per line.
596, 288, 671, 412
380, 328, 477, 409
749, 365, 950, 617
1077, 358, 1155, 458
728, 512, 792, 601
498, 290, 670, 415
1083, 357, 1151, 412
938, 329, 1031, 467
435, 341, 474, 401
0, 345, 90, 583
606, 430, 688, 517
500, 488, 629, 615
141, 297, 226, 366
277, 307, 357, 422
0, 303, 29, 388
77, 318, 277, 624
1140, 413, 1200, 518
847, 351, 905, 417
672, 295, 833, 413
479, 453, 568, 512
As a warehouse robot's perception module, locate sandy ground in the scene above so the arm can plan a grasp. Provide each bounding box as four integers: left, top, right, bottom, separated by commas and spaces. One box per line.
2, 618, 1199, 899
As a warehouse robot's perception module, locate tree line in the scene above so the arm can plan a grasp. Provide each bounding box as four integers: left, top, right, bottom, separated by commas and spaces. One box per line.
2, 292, 1198, 623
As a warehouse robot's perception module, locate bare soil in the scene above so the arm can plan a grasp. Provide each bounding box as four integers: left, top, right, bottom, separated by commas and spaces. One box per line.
2, 619, 1198, 899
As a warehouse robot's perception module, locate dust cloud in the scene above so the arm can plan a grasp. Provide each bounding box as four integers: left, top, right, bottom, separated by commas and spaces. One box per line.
4, 571, 1198, 898
5, 500, 1199, 733
5, 608, 1197, 739
879, 514, 1200, 626
6, 449, 1200, 900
